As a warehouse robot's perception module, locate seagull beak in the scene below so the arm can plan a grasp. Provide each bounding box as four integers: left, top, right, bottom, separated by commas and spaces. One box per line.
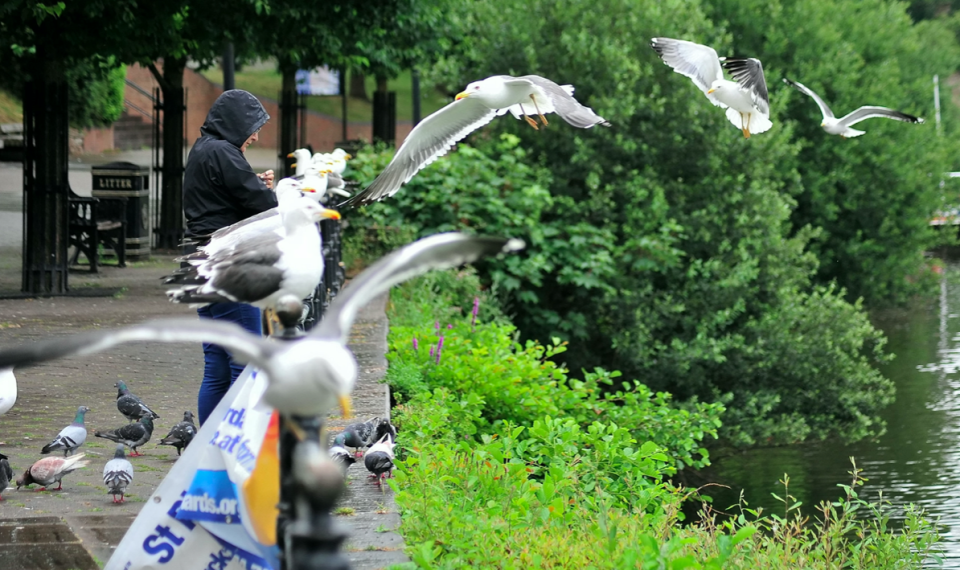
344, 154, 352, 160
286, 152, 295, 158
339, 395, 353, 419
301, 187, 317, 193
290, 162, 297, 168
455, 91, 469, 100
321, 210, 342, 221
706, 88, 716, 94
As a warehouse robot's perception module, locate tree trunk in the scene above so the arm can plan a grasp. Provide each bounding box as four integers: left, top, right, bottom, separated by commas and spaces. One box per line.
280, 65, 299, 177
156, 56, 186, 250
376, 75, 388, 94
21, 56, 70, 294
349, 71, 368, 101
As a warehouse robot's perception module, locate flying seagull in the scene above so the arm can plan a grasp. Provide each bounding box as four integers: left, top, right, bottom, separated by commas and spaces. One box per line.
651, 37, 771, 138
41, 405, 90, 456
16, 454, 89, 491
783, 77, 924, 138
0, 367, 16, 416
164, 195, 340, 309
103, 443, 134, 503
340, 74, 610, 208
115, 381, 159, 422
0, 233, 525, 424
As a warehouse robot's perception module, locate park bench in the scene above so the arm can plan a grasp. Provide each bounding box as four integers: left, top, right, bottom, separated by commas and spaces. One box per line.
68, 190, 127, 273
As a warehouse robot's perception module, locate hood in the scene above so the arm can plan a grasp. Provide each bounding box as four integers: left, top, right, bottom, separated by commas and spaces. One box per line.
199, 90, 270, 148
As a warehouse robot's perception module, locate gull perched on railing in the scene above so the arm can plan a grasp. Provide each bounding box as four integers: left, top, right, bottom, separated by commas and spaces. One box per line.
783, 77, 924, 138
341, 74, 610, 208
0, 233, 524, 423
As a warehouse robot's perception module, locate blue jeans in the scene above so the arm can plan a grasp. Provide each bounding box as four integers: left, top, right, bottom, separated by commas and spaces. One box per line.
197, 302, 262, 425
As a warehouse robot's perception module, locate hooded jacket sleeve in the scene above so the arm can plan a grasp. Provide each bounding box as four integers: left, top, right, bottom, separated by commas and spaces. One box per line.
217, 146, 278, 213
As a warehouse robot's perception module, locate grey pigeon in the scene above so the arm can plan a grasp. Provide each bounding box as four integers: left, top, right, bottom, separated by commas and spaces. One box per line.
103, 444, 134, 503
363, 434, 395, 487
159, 411, 197, 456
95, 415, 154, 456
340, 417, 380, 457
0, 452, 12, 500
373, 418, 398, 444
330, 433, 356, 473
16, 454, 89, 491
115, 380, 160, 422
41, 406, 90, 456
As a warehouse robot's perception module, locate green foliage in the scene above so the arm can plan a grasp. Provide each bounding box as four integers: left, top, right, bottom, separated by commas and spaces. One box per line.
387, 279, 941, 568
67, 57, 125, 129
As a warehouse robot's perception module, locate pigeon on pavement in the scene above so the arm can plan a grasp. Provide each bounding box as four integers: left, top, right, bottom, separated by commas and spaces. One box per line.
115, 381, 160, 422
159, 411, 198, 456
0, 452, 13, 500
330, 433, 356, 473
41, 406, 90, 456
340, 417, 380, 457
95, 416, 154, 457
364, 434, 396, 487
16, 454, 90, 491
103, 443, 134, 503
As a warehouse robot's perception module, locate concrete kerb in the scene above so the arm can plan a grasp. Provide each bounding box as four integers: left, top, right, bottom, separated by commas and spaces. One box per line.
0, 255, 408, 569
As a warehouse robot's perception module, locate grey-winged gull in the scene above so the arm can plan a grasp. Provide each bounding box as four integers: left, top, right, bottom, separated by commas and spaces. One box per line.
0, 233, 525, 421
340, 74, 610, 208
783, 77, 924, 138
651, 37, 771, 138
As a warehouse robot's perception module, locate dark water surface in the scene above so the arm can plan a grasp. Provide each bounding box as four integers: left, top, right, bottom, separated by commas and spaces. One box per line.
704, 262, 960, 565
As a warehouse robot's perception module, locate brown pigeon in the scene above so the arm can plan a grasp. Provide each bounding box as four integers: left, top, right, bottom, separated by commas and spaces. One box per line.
16, 454, 89, 491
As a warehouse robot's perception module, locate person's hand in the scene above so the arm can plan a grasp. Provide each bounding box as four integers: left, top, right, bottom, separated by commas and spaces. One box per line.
258, 170, 275, 190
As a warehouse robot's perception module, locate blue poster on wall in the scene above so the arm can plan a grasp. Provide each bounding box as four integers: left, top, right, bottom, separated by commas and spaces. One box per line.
296, 67, 340, 96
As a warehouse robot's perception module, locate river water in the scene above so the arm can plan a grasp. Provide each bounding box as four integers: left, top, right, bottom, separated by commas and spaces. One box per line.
704, 260, 960, 566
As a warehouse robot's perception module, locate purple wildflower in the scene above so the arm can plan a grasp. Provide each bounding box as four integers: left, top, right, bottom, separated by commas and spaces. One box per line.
447, 324, 453, 329
413, 337, 419, 351
436, 335, 444, 365
429, 346, 435, 359
471, 297, 480, 330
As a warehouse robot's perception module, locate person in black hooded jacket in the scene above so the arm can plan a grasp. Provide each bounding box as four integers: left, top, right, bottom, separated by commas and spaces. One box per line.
183, 89, 278, 424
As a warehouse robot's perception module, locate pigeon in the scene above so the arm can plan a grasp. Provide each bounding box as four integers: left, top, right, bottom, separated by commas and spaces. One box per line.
115, 381, 160, 422
329, 433, 356, 473
373, 418, 398, 444
0, 234, 525, 423
95, 415, 154, 457
339, 417, 381, 457
363, 434, 396, 486
158, 411, 198, 456
782, 77, 924, 138
0, 452, 12, 500
0, 367, 16, 416
103, 443, 134, 503
41, 405, 90, 456
16, 454, 90, 491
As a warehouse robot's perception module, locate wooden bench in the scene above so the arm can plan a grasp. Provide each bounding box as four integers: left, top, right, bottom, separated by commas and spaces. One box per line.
68, 191, 127, 273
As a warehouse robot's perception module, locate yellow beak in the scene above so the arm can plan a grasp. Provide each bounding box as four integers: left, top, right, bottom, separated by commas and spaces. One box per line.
302, 187, 317, 193
322, 209, 342, 221
290, 162, 297, 168
344, 154, 352, 160
707, 88, 715, 94
286, 152, 296, 158
455, 91, 469, 100
339, 394, 353, 419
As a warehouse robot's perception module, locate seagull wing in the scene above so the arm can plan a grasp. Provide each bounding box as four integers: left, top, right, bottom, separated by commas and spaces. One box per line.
312, 233, 525, 344
722, 58, 769, 115
0, 319, 278, 371
208, 208, 280, 242
514, 75, 610, 128
340, 97, 499, 208
782, 77, 835, 120
651, 37, 725, 104
835, 106, 924, 128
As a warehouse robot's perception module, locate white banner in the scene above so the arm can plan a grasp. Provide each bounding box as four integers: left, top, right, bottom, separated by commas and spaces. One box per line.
107, 367, 279, 570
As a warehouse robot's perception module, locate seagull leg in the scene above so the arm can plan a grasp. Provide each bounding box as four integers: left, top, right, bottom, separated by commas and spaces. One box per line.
740, 113, 750, 139
529, 95, 549, 126
518, 104, 540, 130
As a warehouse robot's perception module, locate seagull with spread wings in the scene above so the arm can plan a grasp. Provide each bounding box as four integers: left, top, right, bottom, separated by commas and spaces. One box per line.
340, 75, 610, 208
783, 77, 924, 138
651, 37, 771, 138
0, 233, 524, 424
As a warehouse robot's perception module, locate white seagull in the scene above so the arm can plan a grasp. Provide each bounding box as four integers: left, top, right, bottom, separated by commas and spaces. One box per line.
0, 367, 16, 416
783, 77, 924, 138
651, 37, 771, 138
341, 74, 610, 208
165, 193, 340, 309
0, 233, 525, 422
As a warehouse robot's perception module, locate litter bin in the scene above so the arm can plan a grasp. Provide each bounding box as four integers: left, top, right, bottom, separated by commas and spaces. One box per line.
91, 161, 151, 260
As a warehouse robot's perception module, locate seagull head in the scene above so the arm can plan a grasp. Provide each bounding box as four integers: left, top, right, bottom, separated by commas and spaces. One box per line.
262, 340, 357, 419
456, 77, 503, 102
707, 80, 724, 95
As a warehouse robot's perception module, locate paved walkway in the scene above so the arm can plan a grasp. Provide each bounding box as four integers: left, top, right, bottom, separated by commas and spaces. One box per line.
0, 235, 407, 564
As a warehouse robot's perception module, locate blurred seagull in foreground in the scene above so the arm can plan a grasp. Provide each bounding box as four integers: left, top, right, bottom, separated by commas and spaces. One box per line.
0, 233, 525, 427
783, 77, 924, 138
341, 74, 609, 208
651, 37, 771, 138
